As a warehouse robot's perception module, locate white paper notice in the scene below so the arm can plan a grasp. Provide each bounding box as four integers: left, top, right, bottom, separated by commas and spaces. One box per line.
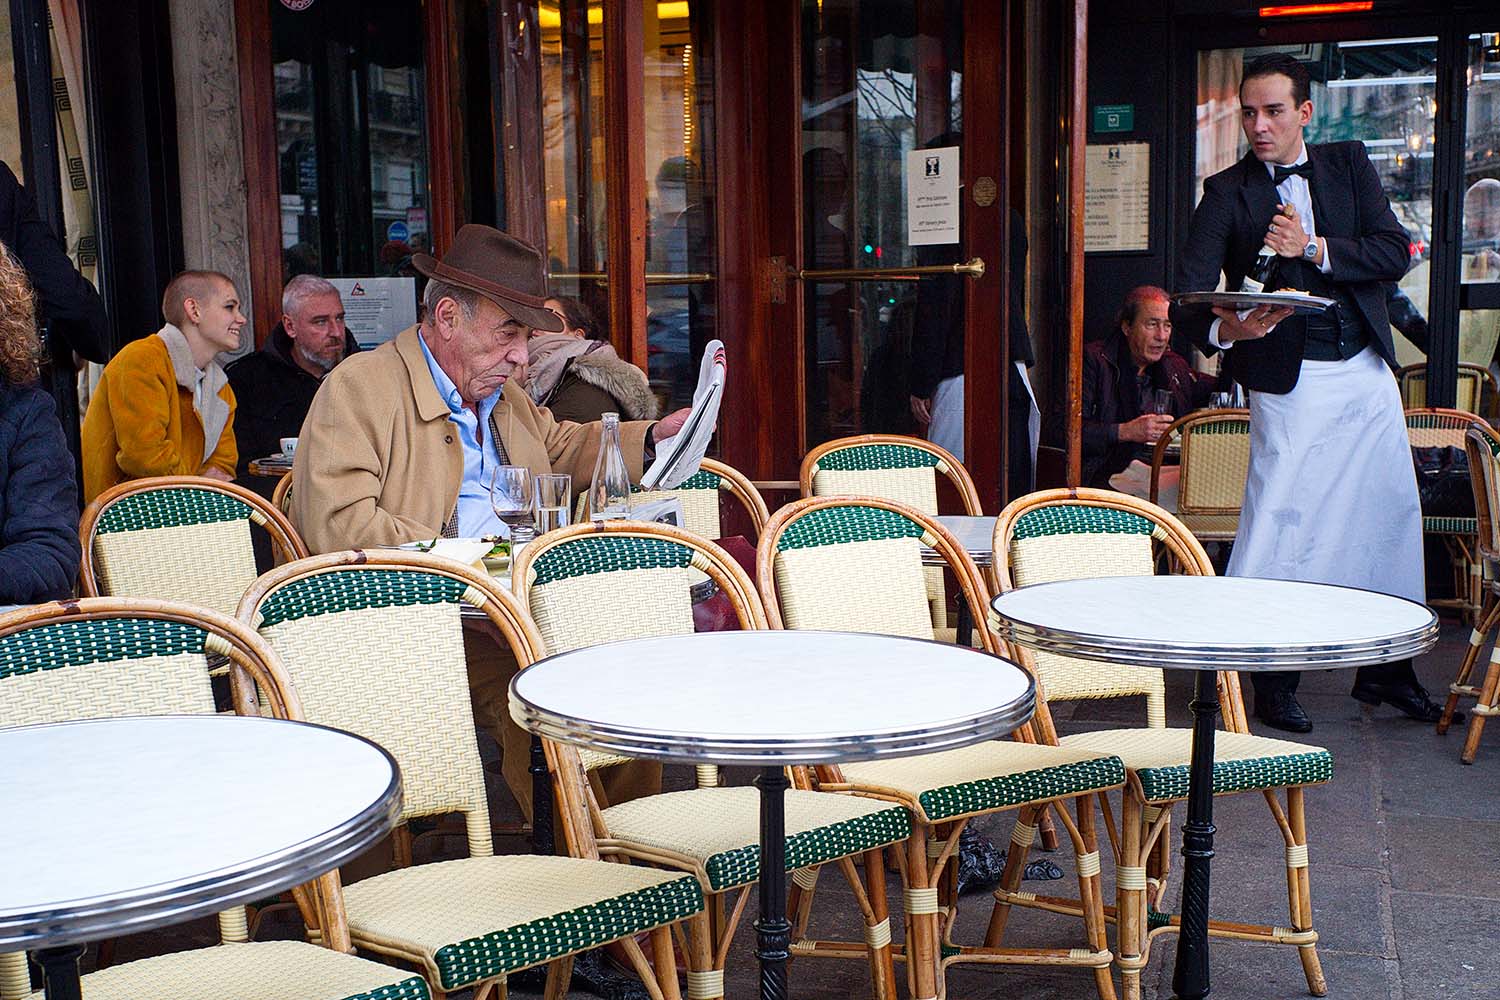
328, 277, 419, 349
1084, 143, 1151, 252
906, 146, 961, 247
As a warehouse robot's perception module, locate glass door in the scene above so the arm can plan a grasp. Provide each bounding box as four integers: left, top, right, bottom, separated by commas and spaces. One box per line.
799, 0, 968, 447
1459, 31, 1500, 404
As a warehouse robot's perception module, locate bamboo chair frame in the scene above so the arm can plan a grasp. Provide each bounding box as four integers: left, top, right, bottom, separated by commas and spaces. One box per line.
237, 551, 694, 1000
1405, 408, 1500, 620
1396, 362, 1496, 417
990, 488, 1329, 1000
272, 471, 295, 516
0, 598, 416, 1000
78, 475, 309, 610
1438, 426, 1500, 761
513, 520, 904, 1000
1148, 408, 1250, 544
757, 495, 1122, 1000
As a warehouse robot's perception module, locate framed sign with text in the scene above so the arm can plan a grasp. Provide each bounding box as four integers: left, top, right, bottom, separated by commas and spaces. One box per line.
1085, 142, 1151, 253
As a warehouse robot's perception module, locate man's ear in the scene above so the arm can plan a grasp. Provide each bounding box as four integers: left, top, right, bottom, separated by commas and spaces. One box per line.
432, 296, 457, 338
1298, 100, 1313, 127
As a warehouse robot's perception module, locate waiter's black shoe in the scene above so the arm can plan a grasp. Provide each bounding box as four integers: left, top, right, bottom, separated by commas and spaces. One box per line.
1254, 692, 1313, 733
1350, 679, 1459, 723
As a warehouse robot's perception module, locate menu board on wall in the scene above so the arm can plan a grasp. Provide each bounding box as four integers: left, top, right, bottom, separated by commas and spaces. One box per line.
1085, 142, 1151, 252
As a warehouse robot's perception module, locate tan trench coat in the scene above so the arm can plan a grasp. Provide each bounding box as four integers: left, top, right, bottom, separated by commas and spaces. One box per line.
289, 325, 651, 554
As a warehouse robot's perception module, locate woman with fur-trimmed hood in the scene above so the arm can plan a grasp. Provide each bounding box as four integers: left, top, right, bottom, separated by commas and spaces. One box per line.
524, 295, 660, 423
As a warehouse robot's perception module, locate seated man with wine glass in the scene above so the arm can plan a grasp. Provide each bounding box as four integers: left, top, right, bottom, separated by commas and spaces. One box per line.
1082, 285, 1214, 487
289, 224, 690, 817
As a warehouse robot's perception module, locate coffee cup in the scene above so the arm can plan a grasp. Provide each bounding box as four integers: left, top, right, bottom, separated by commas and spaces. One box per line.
280, 437, 299, 458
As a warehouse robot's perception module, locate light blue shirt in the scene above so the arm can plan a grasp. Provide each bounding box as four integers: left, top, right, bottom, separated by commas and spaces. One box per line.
417, 335, 506, 537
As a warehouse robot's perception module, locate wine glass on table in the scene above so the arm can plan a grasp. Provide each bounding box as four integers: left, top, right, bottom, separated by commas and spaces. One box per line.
489, 465, 535, 550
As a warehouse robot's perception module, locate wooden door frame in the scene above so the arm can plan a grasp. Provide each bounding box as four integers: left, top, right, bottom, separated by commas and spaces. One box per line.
236, 0, 458, 348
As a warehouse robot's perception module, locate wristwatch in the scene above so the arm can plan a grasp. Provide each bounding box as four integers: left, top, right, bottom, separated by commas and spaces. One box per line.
1302, 238, 1320, 261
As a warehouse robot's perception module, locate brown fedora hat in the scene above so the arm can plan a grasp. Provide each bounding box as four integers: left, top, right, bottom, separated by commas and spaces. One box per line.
411, 224, 564, 332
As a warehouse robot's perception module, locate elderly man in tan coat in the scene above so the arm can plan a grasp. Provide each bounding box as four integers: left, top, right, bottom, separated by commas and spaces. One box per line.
291, 224, 688, 818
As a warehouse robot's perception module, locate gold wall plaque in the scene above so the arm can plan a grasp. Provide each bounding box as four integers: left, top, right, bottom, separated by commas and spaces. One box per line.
972, 176, 998, 207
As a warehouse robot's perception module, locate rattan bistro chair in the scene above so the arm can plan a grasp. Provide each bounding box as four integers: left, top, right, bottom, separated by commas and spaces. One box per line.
0, 598, 430, 1000
801, 435, 983, 637
1149, 408, 1250, 544
1397, 362, 1496, 417
513, 521, 912, 1000
990, 489, 1335, 1000
628, 457, 772, 540
80, 476, 308, 616
1439, 427, 1500, 761
272, 472, 295, 516
757, 496, 1126, 1000
237, 552, 701, 1000
1405, 408, 1500, 620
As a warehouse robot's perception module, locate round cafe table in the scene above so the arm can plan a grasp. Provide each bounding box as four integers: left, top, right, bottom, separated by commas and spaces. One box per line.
0, 715, 402, 1000
990, 575, 1438, 1000
510, 629, 1037, 1000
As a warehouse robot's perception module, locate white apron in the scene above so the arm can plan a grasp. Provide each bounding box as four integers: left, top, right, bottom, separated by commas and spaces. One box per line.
926, 366, 1041, 474
1227, 345, 1425, 604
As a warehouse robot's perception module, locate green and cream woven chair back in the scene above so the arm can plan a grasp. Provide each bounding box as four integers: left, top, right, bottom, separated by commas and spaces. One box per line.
993, 490, 1218, 729
0, 599, 307, 996
627, 457, 771, 541
756, 495, 997, 652
514, 521, 767, 785
239, 552, 535, 861
80, 476, 308, 617
1152, 409, 1250, 543
801, 435, 983, 630
1398, 363, 1494, 416
1466, 426, 1500, 564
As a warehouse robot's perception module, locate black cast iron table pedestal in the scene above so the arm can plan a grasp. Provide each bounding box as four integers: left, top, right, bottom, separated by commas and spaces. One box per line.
991, 575, 1439, 1000
510, 629, 1037, 1000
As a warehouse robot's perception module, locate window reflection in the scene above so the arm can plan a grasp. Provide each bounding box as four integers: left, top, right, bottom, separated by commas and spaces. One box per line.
1462, 32, 1500, 394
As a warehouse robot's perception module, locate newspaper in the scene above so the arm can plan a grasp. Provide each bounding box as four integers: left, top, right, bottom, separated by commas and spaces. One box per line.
641, 340, 725, 490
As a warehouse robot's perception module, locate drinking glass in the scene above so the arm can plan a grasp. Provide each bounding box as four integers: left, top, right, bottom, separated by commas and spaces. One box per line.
489, 465, 535, 540
1211, 391, 1232, 410
534, 474, 572, 534
1153, 389, 1173, 415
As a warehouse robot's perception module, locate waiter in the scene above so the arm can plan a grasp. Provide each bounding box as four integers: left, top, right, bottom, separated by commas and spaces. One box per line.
1173, 53, 1445, 733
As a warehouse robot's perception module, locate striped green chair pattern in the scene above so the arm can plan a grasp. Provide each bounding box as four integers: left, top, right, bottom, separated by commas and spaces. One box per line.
238, 553, 703, 998
0, 600, 431, 1000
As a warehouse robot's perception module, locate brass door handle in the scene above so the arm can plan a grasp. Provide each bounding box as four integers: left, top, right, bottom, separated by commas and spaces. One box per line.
550, 272, 715, 285
792, 257, 985, 282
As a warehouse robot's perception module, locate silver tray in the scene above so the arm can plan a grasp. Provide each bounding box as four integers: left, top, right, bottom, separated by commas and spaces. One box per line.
1172, 290, 1335, 315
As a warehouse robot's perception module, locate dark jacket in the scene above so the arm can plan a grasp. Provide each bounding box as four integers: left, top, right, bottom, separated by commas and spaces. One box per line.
1171, 141, 1409, 394
1082, 330, 1212, 487
909, 208, 1033, 399
539, 351, 660, 425
0, 162, 109, 363
225, 323, 360, 492
0, 379, 82, 602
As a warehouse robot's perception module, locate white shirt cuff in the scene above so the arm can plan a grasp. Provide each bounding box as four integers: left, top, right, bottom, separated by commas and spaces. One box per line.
1319, 238, 1332, 274
1209, 317, 1232, 351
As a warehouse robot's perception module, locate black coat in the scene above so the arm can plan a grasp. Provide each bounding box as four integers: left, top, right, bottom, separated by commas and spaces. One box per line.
0, 379, 82, 602
225, 323, 361, 492
1171, 141, 1409, 394
1081, 330, 1213, 487
0, 162, 109, 363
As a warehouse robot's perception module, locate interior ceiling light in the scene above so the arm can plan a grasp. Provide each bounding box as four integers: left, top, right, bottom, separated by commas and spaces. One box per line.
1259, 2, 1375, 16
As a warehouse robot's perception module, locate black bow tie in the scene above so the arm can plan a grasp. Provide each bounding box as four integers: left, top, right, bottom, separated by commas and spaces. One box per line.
1273, 162, 1314, 184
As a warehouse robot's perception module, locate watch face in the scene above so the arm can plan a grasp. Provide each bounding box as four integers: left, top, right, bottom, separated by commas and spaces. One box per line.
1303, 240, 1318, 259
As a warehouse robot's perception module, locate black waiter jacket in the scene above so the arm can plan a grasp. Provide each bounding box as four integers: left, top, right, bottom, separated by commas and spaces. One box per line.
1171, 141, 1409, 395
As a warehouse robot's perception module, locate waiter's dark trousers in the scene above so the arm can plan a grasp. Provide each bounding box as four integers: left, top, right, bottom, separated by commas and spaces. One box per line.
1250, 658, 1421, 702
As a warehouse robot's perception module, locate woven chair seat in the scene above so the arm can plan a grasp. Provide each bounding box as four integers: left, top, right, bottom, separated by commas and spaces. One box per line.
1423, 515, 1478, 535
599, 786, 911, 892
23, 939, 430, 1000
1060, 728, 1332, 803
839, 741, 1125, 823
1175, 512, 1240, 541
339, 854, 703, 991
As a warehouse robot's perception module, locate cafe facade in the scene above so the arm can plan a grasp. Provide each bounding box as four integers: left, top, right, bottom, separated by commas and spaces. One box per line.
2, 0, 1497, 512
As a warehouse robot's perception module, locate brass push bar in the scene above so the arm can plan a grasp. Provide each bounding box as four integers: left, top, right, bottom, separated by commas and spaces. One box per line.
551, 272, 716, 285
793, 257, 986, 282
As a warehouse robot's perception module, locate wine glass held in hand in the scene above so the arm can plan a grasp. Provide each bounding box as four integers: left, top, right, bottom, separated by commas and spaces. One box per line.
489, 465, 535, 538
1153, 389, 1173, 416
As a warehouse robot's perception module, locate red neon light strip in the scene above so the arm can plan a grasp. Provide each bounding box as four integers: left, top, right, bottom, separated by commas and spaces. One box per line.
1259, 2, 1374, 16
